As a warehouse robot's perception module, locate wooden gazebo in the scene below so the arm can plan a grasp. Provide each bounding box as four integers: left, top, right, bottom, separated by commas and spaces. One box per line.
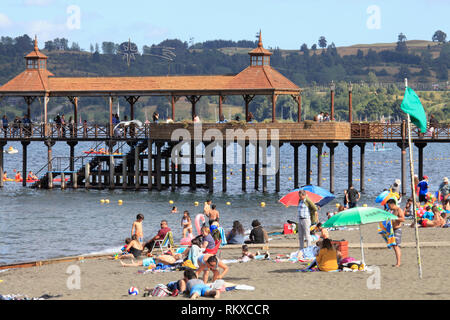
0, 33, 301, 135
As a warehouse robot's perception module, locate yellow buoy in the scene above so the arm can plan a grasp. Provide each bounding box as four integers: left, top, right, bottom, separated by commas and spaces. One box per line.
194, 201, 199, 206
105, 199, 110, 204
335, 203, 340, 207
100, 199, 105, 204
118, 200, 123, 205
260, 202, 266, 207
213, 177, 217, 180
226, 201, 231, 205
288, 177, 292, 180
363, 204, 367, 207
169, 200, 174, 204
368, 179, 371, 182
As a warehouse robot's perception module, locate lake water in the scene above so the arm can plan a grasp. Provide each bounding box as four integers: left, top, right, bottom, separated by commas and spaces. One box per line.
0, 141, 448, 265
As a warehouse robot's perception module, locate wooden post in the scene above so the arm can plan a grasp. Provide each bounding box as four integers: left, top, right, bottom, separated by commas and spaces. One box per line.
171, 95, 175, 121
190, 141, 196, 190
359, 143, 365, 192
0, 142, 5, 188
85, 163, 90, 189
148, 139, 152, 190
414, 143, 427, 180
156, 142, 162, 191
109, 96, 113, 137
326, 143, 338, 194
218, 95, 223, 120
44, 94, 49, 136
255, 141, 259, 190
73, 172, 78, 189
45, 140, 55, 189
222, 141, 227, 192
171, 145, 176, 192
21, 141, 30, 187
275, 142, 282, 192
122, 154, 127, 189
205, 142, 214, 193
135, 146, 140, 190
242, 141, 247, 191
305, 143, 312, 185
316, 143, 323, 187
243, 95, 255, 122
61, 172, 66, 190
297, 94, 302, 122
345, 143, 354, 189
262, 142, 267, 193
272, 94, 278, 123
186, 95, 201, 121
398, 142, 407, 196
68, 96, 78, 137
165, 157, 170, 188
293, 143, 300, 189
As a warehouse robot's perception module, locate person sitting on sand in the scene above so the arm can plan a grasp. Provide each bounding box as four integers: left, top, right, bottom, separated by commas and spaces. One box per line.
226, 220, 245, 244
186, 269, 220, 299
240, 244, 269, 262
196, 254, 229, 284
244, 219, 268, 244
316, 238, 339, 272
144, 269, 194, 297
117, 235, 143, 259
120, 250, 186, 268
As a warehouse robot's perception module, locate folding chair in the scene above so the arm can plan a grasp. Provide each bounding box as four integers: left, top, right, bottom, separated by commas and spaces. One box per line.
151, 231, 174, 254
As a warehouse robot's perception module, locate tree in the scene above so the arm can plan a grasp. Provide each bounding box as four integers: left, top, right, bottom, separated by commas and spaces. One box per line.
396, 32, 407, 53
300, 43, 308, 52
70, 42, 81, 51
95, 43, 100, 53
367, 71, 378, 84
89, 44, 94, 53
432, 30, 447, 43
318, 36, 327, 49
102, 41, 116, 54
311, 44, 317, 52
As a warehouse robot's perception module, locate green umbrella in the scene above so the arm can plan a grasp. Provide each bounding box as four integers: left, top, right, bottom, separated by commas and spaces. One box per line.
323, 207, 398, 265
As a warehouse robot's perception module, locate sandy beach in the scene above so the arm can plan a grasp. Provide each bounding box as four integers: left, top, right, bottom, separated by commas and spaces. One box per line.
1, 223, 450, 300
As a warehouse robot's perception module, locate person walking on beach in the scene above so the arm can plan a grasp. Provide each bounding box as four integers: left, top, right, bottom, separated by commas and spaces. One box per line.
417, 176, 429, 203
297, 190, 318, 250
206, 204, 220, 226
438, 177, 449, 202
203, 199, 212, 216
131, 213, 144, 243
386, 199, 405, 267
346, 185, 360, 208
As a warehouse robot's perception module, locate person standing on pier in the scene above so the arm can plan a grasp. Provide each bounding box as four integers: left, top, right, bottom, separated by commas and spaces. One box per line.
346, 185, 360, 208
297, 190, 318, 250
2, 115, 8, 137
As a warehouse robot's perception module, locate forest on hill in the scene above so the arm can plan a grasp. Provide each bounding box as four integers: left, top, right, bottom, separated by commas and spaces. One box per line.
0, 33, 448, 123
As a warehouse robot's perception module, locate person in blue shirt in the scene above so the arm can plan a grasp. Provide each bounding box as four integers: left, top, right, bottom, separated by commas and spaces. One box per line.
417, 176, 429, 203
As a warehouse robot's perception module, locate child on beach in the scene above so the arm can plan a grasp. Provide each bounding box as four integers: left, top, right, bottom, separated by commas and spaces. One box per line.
131, 214, 144, 243
181, 210, 193, 238
240, 245, 269, 262
116, 235, 143, 259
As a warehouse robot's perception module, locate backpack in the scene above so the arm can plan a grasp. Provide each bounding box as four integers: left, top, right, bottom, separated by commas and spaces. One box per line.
149, 284, 172, 297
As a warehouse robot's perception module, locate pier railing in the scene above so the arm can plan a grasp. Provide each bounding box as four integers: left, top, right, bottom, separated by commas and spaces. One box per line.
350, 122, 450, 140
1, 122, 449, 141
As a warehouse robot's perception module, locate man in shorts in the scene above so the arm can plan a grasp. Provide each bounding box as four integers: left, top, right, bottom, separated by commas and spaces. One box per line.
387, 199, 405, 267
185, 268, 220, 299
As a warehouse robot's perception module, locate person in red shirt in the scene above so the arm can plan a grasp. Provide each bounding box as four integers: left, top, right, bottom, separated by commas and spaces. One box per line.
144, 220, 171, 251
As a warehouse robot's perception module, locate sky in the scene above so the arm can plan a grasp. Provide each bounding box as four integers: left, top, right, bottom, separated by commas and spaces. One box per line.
0, 0, 449, 51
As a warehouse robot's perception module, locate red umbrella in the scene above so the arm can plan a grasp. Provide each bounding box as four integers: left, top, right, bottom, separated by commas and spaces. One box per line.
279, 189, 323, 207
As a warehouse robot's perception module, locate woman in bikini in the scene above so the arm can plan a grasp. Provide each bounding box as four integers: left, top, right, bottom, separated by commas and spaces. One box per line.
181, 210, 193, 238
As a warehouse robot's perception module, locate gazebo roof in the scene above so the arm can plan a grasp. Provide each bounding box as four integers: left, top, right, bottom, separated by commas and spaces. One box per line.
0, 35, 300, 96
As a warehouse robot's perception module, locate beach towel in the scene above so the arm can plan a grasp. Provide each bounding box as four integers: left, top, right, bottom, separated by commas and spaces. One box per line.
187, 245, 202, 268
378, 220, 396, 249
218, 227, 227, 246
181, 259, 197, 270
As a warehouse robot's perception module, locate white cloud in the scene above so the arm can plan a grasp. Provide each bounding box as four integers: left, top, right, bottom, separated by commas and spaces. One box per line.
23, 0, 54, 6
27, 20, 70, 42
0, 13, 12, 28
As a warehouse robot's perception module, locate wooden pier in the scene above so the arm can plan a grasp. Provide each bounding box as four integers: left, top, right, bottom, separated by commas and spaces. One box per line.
0, 35, 448, 194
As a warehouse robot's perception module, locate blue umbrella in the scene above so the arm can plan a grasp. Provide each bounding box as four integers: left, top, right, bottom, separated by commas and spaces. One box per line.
298, 185, 336, 207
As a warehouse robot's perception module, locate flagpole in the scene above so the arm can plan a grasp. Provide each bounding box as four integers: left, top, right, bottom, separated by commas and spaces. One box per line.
405, 78, 423, 279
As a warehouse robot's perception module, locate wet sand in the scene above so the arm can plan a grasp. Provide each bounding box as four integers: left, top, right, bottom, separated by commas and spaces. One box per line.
1, 223, 450, 300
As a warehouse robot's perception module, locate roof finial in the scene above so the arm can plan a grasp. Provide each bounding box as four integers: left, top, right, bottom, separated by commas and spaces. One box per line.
258, 30, 263, 48
34, 35, 38, 51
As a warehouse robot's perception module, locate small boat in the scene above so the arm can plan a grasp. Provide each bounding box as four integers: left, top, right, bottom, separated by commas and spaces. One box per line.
4, 147, 18, 154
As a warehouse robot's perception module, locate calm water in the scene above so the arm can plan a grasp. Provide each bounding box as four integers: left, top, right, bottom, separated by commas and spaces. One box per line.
0, 141, 448, 265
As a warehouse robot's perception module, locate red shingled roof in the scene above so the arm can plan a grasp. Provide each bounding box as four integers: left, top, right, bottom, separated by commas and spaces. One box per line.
0, 35, 300, 95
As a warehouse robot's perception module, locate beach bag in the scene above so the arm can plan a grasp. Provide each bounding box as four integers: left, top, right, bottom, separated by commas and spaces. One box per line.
149, 284, 171, 297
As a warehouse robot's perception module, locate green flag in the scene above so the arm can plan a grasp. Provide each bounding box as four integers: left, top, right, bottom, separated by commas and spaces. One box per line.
401, 87, 427, 133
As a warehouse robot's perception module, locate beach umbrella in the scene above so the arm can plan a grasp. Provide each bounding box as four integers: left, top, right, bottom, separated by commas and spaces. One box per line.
375, 190, 400, 206
279, 185, 336, 207
322, 207, 398, 265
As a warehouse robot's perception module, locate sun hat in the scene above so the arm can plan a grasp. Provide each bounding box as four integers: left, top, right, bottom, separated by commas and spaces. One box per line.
444, 177, 449, 183
395, 179, 401, 185
423, 175, 429, 180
